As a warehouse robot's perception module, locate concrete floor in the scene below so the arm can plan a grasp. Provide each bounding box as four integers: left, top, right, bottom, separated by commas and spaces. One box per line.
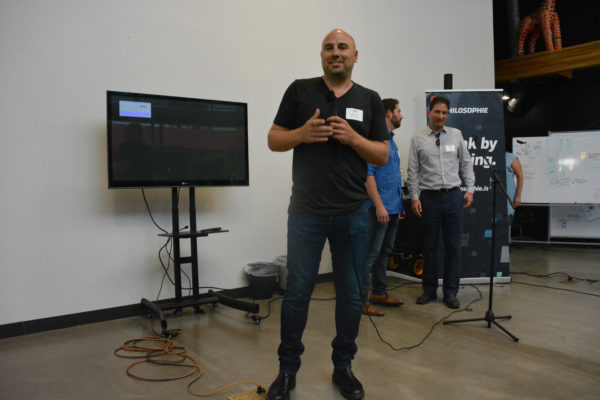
1, 245, 599, 400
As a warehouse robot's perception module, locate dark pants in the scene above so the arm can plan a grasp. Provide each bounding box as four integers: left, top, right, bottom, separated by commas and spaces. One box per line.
365, 208, 399, 296
278, 209, 367, 374
420, 189, 464, 297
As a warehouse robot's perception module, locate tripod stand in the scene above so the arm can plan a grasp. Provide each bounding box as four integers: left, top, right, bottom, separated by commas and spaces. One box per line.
444, 137, 519, 342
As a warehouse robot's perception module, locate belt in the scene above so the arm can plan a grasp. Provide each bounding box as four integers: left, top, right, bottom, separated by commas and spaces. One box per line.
424, 186, 460, 194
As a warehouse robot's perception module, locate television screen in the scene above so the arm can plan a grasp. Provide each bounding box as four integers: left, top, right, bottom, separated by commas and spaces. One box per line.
107, 91, 249, 188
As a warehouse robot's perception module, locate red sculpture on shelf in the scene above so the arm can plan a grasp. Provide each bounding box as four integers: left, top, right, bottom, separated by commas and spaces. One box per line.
518, 0, 562, 56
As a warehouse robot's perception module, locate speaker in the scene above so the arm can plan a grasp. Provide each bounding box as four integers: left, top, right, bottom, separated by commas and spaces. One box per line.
444, 73, 453, 90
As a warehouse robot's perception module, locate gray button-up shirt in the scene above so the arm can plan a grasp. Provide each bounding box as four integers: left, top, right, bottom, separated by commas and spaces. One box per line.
407, 126, 475, 201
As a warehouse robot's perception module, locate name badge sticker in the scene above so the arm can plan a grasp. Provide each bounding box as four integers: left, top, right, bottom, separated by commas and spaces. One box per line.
444, 144, 456, 153
345, 108, 363, 122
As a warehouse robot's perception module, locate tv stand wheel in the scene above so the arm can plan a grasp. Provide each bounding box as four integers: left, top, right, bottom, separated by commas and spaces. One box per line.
194, 306, 205, 314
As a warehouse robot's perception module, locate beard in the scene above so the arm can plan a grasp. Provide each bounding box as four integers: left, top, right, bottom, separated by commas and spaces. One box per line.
325, 70, 349, 83
323, 63, 353, 83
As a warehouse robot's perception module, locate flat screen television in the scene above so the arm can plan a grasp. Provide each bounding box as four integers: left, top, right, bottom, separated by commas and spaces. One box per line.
107, 91, 249, 188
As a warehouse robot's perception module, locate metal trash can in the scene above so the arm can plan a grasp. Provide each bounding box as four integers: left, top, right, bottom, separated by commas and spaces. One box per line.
244, 262, 278, 300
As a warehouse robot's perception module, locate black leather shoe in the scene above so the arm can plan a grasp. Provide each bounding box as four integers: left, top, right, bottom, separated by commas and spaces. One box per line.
416, 292, 437, 305
443, 295, 460, 309
332, 368, 364, 400
266, 372, 296, 400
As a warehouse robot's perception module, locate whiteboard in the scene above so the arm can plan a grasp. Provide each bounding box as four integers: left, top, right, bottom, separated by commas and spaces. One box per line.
512, 134, 600, 204
549, 205, 600, 239
547, 131, 600, 239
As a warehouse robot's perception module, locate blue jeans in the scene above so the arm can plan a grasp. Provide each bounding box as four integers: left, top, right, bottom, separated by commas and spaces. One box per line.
420, 189, 464, 297
278, 209, 367, 374
365, 208, 399, 296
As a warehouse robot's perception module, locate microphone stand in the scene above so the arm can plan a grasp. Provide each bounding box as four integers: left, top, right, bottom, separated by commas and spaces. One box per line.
443, 136, 519, 342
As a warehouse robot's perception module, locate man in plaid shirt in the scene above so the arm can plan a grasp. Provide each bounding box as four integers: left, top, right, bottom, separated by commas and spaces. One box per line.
362, 98, 405, 316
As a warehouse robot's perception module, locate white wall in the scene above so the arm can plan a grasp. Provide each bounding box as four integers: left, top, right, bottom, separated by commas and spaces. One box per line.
0, 0, 494, 325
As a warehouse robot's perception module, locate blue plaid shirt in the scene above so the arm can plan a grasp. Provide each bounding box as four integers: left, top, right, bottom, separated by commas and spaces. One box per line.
364, 132, 403, 214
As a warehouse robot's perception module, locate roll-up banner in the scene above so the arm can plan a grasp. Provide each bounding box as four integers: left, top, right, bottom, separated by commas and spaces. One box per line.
391, 90, 510, 283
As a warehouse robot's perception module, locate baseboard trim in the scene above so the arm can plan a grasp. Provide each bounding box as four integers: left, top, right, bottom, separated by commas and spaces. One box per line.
0, 286, 250, 339
0, 303, 143, 339
0, 275, 336, 339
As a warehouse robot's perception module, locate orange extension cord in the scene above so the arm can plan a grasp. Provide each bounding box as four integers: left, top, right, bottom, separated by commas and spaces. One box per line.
114, 335, 265, 397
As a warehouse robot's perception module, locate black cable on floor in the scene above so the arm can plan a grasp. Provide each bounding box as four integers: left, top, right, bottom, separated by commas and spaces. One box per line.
510, 269, 600, 297
511, 271, 599, 285
245, 295, 337, 323
245, 296, 283, 323
366, 284, 483, 351
243, 283, 485, 352
511, 280, 600, 297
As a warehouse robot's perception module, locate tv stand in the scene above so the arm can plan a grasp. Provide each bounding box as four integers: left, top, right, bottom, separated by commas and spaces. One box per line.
141, 187, 258, 336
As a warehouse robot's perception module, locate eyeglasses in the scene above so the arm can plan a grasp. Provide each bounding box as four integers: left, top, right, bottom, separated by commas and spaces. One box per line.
435, 134, 440, 147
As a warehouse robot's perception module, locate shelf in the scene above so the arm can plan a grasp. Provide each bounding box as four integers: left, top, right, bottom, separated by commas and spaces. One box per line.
495, 40, 600, 83
157, 228, 228, 238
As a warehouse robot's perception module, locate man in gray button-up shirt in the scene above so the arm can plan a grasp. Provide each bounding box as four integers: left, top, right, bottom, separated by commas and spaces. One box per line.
406, 96, 475, 309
